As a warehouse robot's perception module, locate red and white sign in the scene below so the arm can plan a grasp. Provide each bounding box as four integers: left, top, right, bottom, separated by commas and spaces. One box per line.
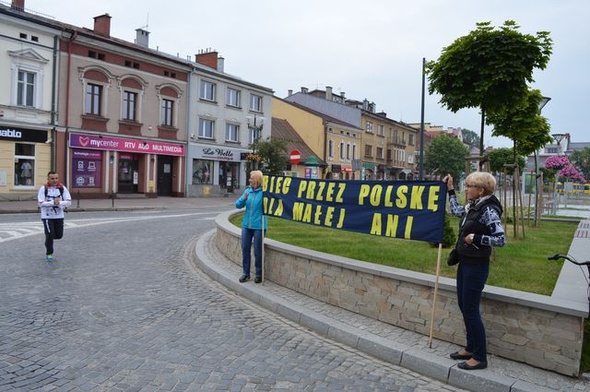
289, 150, 301, 164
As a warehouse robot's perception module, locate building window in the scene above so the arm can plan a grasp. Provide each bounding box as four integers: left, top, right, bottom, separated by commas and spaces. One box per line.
85, 83, 102, 115
225, 123, 239, 142
200, 80, 216, 101
199, 118, 215, 139
352, 144, 357, 160
192, 159, 212, 185
17, 70, 35, 107
14, 143, 35, 186
339, 142, 345, 160
248, 127, 261, 145
377, 124, 384, 136
409, 133, 415, 146
122, 91, 137, 121
249, 94, 263, 112
328, 140, 334, 158
226, 88, 241, 107
161, 99, 174, 126
366, 121, 373, 133
365, 144, 372, 158
376, 147, 384, 160
346, 143, 351, 160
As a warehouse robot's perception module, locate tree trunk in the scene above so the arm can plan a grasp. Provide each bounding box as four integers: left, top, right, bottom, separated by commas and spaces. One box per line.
479, 108, 486, 170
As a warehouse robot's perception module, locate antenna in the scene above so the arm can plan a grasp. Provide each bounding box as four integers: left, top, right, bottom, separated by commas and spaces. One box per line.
138, 13, 150, 31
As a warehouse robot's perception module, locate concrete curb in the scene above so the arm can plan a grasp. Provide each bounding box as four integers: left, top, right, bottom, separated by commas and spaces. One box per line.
192, 228, 554, 392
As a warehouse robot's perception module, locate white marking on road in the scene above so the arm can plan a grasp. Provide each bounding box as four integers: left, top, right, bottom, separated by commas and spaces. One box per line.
0, 212, 217, 243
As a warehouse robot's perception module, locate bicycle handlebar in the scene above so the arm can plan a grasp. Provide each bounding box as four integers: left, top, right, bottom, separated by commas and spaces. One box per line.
548, 254, 590, 266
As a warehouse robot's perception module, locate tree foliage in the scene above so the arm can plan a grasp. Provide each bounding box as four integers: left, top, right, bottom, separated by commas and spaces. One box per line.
425, 134, 469, 180
569, 147, 590, 181
487, 89, 552, 157
426, 20, 552, 161
460, 128, 480, 148
487, 148, 525, 175
255, 137, 288, 176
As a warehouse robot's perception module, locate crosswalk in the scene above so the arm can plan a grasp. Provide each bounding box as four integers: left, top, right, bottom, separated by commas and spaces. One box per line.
0, 212, 216, 244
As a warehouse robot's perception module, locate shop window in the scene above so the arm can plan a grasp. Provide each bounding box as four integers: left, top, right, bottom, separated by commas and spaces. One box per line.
14, 143, 35, 186
192, 159, 212, 185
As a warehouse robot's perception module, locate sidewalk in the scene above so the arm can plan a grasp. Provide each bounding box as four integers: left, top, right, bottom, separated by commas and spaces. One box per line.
0, 195, 235, 214
194, 229, 590, 392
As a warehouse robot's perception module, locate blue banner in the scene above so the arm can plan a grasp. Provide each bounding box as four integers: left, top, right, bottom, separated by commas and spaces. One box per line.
263, 176, 448, 244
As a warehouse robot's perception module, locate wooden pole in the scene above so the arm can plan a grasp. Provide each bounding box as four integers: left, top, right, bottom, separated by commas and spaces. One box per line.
428, 243, 443, 348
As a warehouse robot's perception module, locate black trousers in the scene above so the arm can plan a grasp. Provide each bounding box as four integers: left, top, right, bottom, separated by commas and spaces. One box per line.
42, 218, 64, 255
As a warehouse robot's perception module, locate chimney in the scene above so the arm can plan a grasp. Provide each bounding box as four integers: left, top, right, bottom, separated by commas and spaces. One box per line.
93, 14, 112, 37
287, 89, 293, 96
135, 28, 149, 48
195, 49, 219, 70
326, 86, 333, 101
11, 0, 25, 11
217, 56, 225, 73
340, 91, 346, 99
301, 87, 308, 93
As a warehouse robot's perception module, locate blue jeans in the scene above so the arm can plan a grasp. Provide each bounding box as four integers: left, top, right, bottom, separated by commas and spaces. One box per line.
241, 228, 264, 277
456, 261, 490, 362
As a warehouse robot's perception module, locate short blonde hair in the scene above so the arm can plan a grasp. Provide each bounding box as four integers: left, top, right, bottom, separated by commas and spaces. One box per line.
465, 172, 496, 196
249, 170, 263, 187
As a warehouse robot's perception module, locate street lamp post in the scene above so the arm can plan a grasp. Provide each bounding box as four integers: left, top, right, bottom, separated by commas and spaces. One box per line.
533, 96, 551, 225
550, 132, 566, 215
247, 115, 264, 171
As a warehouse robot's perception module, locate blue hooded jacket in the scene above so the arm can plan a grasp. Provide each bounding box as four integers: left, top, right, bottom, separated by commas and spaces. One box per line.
236, 186, 268, 230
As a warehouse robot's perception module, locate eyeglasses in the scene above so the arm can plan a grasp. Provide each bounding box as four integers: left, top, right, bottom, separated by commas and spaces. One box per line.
465, 184, 481, 189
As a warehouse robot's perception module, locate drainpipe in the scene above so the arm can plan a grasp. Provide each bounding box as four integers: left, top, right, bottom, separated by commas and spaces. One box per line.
50, 35, 59, 171
64, 30, 77, 186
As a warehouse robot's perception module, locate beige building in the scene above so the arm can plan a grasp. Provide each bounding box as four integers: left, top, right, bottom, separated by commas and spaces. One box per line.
284, 87, 418, 180
273, 97, 361, 179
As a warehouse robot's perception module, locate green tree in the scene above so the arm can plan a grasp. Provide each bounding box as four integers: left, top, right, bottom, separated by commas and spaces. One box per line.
487, 148, 525, 175
425, 134, 469, 181
487, 88, 552, 158
460, 128, 480, 149
569, 147, 590, 181
426, 21, 552, 167
255, 137, 288, 176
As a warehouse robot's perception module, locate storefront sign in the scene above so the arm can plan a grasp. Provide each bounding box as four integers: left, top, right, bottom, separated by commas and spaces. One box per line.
69, 133, 184, 156
192, 145, 240, 161
0, 127, 47, 142
72, 149, 102, 188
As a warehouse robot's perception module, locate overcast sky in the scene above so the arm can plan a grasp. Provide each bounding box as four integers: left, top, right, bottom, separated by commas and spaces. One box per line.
26, 0, 589, 149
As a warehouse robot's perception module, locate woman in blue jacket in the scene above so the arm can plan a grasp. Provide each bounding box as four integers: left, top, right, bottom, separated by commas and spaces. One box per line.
236, 170, 268, 283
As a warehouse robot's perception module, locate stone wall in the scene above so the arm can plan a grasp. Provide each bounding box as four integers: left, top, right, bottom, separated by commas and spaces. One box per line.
217, 210, 588, 376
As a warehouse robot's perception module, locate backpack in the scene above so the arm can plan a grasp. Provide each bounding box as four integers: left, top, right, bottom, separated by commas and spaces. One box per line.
44, 185, 64, 200
44, 185, 67, 212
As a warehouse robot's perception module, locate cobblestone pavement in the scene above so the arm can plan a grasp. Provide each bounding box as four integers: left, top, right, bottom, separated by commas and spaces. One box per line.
0, 208, 467, 391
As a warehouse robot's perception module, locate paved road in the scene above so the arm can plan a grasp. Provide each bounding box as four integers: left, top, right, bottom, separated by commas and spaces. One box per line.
0, 208, 465, 391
